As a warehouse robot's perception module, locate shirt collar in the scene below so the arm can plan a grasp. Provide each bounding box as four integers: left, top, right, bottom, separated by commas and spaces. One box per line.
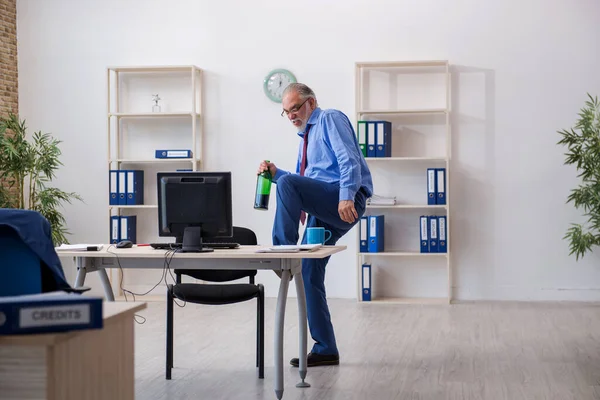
297, 107, 322, 138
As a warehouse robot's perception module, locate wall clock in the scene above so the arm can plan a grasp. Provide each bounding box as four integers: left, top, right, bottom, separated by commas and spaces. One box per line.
263, 69, 296, 103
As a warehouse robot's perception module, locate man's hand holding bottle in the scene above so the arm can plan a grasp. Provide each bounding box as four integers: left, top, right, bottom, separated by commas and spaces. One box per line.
257, 160, 277, 177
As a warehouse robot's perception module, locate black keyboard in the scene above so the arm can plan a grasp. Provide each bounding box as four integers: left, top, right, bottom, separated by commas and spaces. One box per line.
150, 242, 240, 250
150, 243, 181, 250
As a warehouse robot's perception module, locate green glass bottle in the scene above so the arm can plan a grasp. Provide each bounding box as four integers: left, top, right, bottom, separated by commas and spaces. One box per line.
254, 160, 272, 210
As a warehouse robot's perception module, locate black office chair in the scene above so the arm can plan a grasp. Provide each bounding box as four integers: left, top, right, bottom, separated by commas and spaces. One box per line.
166, 226, 264, 380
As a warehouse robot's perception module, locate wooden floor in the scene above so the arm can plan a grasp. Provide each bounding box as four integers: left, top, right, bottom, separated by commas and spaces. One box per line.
133, 298, 600, 400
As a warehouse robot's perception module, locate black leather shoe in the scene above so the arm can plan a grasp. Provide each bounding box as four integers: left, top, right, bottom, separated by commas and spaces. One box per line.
290, 352, 339, 367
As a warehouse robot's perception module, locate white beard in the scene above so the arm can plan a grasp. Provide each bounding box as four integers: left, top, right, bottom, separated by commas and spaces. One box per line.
293, 118, 307, 133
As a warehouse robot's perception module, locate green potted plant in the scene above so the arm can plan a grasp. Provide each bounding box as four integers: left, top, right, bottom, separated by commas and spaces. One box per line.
557, 94, 600, 260
0, 113, 82, 245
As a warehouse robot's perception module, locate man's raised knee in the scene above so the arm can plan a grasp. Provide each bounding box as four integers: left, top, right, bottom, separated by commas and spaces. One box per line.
276, 174, 300, 194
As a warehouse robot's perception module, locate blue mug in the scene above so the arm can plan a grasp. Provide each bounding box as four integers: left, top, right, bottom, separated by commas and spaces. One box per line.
306, 227, 332, 245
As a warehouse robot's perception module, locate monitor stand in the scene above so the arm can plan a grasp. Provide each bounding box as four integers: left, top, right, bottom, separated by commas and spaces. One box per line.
180, 226, 214, 253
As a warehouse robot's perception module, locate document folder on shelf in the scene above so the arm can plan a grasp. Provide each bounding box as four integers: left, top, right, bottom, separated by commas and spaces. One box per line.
155, 149, 192, 159
360, 216, 369, 252
438, 216, 447, 253
110, 215, 120, 244
374, 121, 392, 157
367, 122, 376, 157
120, 215, 137, 243
118, 170, 127, 205
436, 168, 446, 205
427, 168, 437, 205
429, 216, 439, 253
126, 170, 144, 205
368, 215, 384, 253
362, 264, 371, 301
109, 170, 119, 205
357, 121, 367, 157
420, 215, 429, 253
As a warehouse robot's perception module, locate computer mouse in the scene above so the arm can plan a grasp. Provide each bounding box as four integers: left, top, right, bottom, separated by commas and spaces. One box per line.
116, 240, 133, 249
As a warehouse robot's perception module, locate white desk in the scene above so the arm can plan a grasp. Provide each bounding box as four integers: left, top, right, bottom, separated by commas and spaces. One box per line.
58, 245, 346, 400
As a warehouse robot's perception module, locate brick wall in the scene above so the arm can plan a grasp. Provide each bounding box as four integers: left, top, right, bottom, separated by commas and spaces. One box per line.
0, 0, 17, 118
0, 0, 17, 200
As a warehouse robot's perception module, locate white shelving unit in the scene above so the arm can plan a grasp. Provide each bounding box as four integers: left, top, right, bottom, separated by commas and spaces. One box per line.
355, 60, 451, 304
107, 65, 203, 296
107, 65, 203, 179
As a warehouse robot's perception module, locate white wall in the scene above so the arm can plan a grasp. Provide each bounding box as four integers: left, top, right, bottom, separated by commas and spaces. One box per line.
16, 0, 600, 300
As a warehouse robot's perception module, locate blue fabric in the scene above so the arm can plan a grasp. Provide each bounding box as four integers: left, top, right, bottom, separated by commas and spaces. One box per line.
0, 233, 42, 296
274, 107, 373, 202
0, 208, 71, 292
272, 175, 367, 355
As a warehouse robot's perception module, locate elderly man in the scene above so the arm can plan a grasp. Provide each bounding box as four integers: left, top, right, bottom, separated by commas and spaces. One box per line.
257, 83, 373, 367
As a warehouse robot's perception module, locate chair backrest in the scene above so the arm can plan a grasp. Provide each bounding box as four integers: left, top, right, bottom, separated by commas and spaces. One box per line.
207, 226, 257, 246
233, 226, 257, 245
176, 226, 258, 282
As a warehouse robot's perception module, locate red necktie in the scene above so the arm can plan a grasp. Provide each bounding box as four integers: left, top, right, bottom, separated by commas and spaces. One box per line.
299, 126, 310, 225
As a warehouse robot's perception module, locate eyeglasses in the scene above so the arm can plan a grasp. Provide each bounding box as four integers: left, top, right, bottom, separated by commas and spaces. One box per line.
281, 98, 309, 117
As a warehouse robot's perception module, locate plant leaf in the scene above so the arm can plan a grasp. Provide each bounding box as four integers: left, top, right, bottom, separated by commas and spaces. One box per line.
558, 94, 600, 259
0, 113, 83, 245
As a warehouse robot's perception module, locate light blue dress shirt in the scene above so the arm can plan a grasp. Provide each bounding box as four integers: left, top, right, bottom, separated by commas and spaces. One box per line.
274, 107, 373, 202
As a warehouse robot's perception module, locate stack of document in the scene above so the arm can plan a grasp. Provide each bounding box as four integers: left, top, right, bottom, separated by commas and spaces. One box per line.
255, 244, 323, 253
367, 194, 396, 206
56, 244, 104, 251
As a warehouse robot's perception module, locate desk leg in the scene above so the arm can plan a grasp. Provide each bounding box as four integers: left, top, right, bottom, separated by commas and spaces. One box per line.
274, 269, 290, 400
294, 271, 310, 388
74, 257, 87, 288
74, 259, 115, 301
98, 269, 115, 301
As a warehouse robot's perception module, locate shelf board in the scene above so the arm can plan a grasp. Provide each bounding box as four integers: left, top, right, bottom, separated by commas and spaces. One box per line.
356, 60, 448, 68
109, 112, 197, 118
366, 157, 448, 162
359, 252, 447, 257
109, 205, 158, 209
364, 297, 448, 305
366, 204, 447, 209
357, 109, 447, 115
108, 65, 199, 72
110, 158, 196, 164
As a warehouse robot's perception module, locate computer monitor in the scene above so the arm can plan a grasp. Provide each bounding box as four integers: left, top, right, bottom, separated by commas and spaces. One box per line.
157, 171, 232, 253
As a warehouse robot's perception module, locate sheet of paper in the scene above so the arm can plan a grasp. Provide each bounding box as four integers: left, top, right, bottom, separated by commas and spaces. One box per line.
255, 247, 300, 253
55, 244, 104, 251
254, 244, 322, 253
